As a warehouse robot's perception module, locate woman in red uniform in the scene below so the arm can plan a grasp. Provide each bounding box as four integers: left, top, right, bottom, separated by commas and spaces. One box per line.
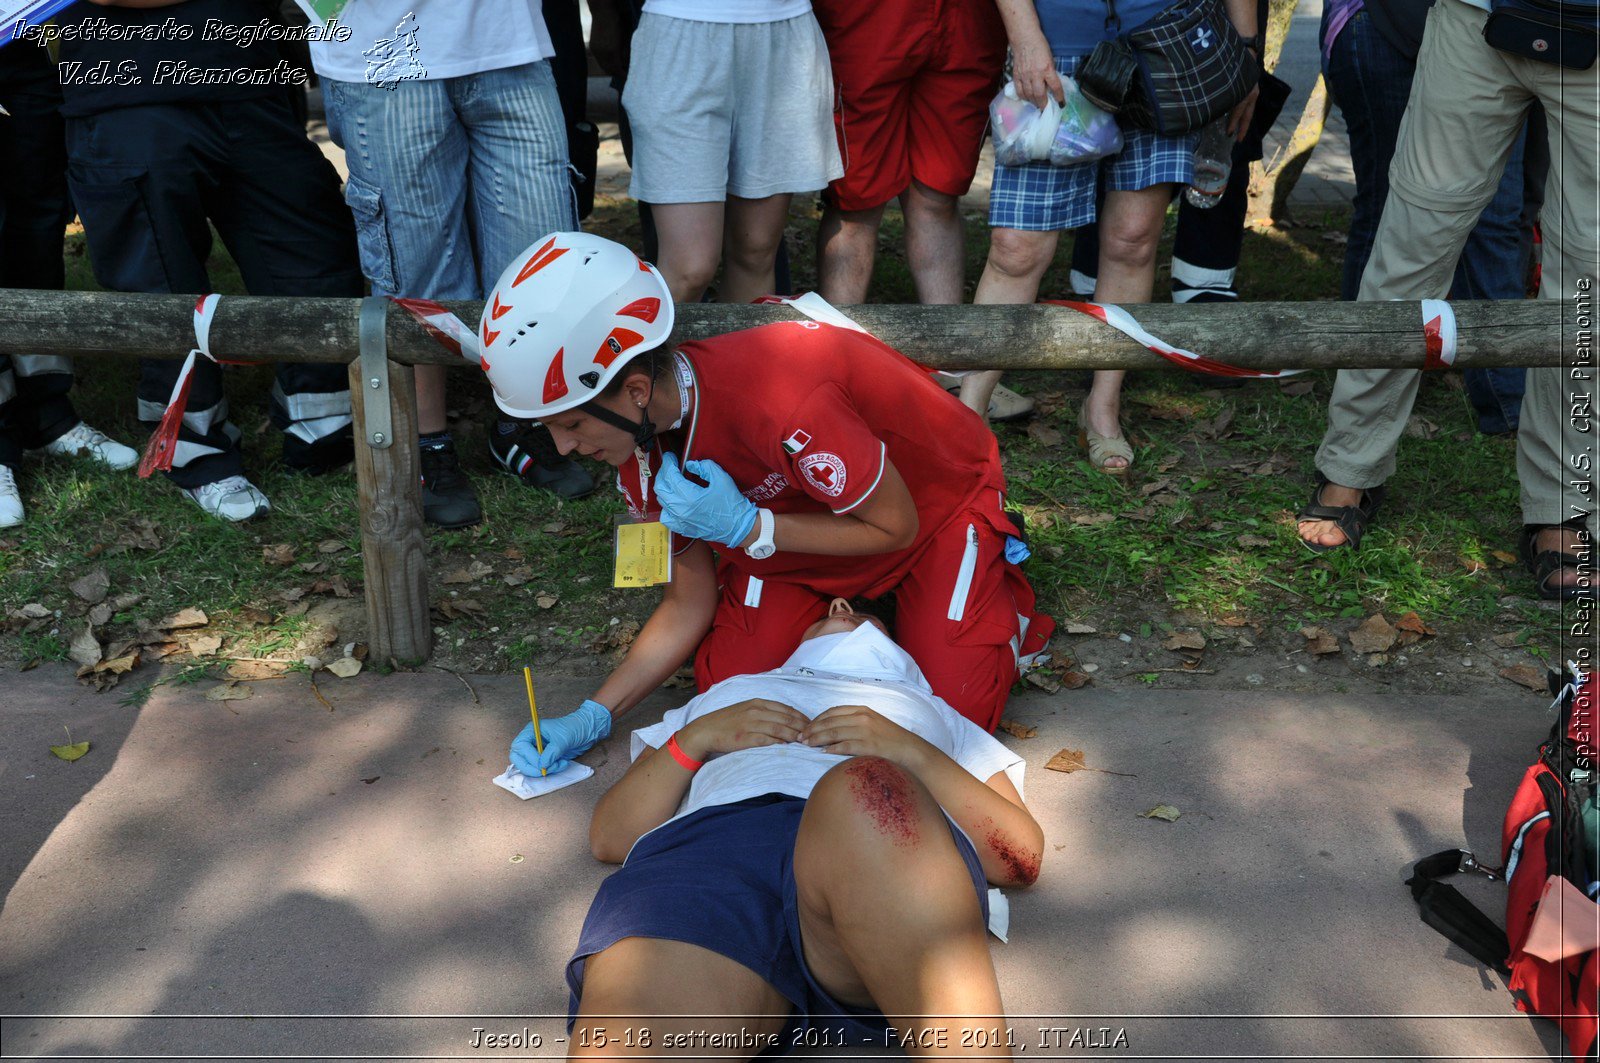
480, 233, 1052, 774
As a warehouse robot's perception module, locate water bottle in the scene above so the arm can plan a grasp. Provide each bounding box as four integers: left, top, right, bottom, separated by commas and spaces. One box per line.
1184, 117, 1234, 209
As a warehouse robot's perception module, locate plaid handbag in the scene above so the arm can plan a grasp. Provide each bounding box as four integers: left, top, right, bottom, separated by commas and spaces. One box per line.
1078, 0, 1259, 136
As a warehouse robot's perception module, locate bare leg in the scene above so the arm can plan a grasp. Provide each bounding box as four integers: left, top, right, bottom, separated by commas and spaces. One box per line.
652, 201, 726, 303
965, 227, 1060, 420
901, 180, 965, 306
1085, 185, 1174, 470
793, 757, 1010, 1057
721, 193, 794, 304
570, 937, 791, 1060
416, 364, 447, 435
817, 200, 887, 305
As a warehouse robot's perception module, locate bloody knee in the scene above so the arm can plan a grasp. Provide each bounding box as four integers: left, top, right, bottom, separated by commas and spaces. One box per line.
809, 756, 939, 851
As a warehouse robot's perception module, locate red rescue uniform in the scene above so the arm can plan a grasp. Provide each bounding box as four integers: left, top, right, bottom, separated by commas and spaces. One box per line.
618, 322, 1053, 731
811, 0, 1007, 212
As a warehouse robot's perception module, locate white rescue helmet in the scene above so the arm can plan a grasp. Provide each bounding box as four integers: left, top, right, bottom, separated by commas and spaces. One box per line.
478, 232, 675, 419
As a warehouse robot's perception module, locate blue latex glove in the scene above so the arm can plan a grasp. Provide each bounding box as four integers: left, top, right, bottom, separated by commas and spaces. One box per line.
654, 452, 760, 548
510, 698, 613, 775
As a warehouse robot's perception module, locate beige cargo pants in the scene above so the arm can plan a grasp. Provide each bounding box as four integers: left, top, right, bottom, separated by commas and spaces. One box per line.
1314, 0, 1598, 532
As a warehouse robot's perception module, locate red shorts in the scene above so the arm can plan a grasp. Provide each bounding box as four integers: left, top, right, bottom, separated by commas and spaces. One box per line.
813, 0, 1007, 212
694, 506, 1054, 732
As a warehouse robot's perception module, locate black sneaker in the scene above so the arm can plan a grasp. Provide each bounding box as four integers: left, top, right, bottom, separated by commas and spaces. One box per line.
419, 438, 482, 528
490, 418, 596, 499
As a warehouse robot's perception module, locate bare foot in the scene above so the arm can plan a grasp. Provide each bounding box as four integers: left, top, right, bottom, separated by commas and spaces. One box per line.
1296, 482, 1365, 548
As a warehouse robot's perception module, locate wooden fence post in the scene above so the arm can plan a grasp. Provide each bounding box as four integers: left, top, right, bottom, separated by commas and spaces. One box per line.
349, 303, 431, 665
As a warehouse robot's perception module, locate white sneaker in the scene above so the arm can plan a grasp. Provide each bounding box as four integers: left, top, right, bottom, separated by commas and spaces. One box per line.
37, 422, 139, 471
183, 475, 271, 522
0, 465, 23, 528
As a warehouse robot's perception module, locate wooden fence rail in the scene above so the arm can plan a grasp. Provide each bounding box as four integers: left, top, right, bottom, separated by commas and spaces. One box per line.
0, 290, 1575, 663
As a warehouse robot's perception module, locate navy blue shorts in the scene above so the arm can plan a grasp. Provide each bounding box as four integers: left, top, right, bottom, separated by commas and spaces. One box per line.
567, 793, 989, 1050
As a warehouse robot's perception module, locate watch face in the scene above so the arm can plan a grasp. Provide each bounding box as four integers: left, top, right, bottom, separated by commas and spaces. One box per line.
748, 543, 776, 560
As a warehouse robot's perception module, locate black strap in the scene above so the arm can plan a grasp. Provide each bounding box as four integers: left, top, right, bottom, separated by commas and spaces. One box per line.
1405, 849, 1513, 974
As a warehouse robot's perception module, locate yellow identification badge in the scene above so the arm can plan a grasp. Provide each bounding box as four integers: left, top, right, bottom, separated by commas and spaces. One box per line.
613, 519, 673, 588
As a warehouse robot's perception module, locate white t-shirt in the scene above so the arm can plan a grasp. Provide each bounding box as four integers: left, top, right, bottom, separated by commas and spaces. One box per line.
640, 0, 812, 24
629, 669, 1025, 825
310, 1, 555, 85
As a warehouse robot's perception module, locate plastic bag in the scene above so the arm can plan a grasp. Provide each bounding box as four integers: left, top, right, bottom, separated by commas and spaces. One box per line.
991, 79, 1123, 167
1049, 80, 1124, 165
990, 83, 1060, 167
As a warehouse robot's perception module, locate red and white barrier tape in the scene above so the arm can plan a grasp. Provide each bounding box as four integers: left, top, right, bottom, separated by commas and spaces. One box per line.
1421, 299, 1458, 370
390, 297, 482, 367
138, 294, 223, 478
1052, 300, 1305, 379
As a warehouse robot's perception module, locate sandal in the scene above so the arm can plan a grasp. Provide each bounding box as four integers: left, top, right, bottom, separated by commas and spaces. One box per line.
1519, 520, 1597, 601
1078, 403, 1133, 476
1295, 475, 1386, 553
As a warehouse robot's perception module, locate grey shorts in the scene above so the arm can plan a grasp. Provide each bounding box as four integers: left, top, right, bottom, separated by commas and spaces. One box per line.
622, 12, 844, 203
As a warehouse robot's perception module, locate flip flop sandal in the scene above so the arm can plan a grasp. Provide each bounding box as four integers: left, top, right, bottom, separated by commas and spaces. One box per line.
1295, 476, 1386, 553
1519, 521, 1597, 601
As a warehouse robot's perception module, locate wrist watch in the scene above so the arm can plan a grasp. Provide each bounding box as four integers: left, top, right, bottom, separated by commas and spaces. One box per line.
744, 508, 776, 560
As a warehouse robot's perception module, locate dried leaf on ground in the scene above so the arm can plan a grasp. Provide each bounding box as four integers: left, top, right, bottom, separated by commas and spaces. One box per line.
1027, 422, 1064, 447
20, 657, 39, 671
325, 657, 363, 679
51, 739, 89, 762
329, 576, 355, 599
502, 567, 533, 587
442, 562, 492, 585
1491, 549, 1519, 567
1163, 631, 1206, 651
434, 598, 487, 622
1025, 670, 1061, 693
94, 652, 139, 675
1071, 512, 1117, 526
1307, 634, 1340, 656
1064, 622, 1097, 635
311, 623, 340, 648
1203, 407, 1236, 439
541, 521, 567, 535
317, 539, 345, 554
1349, 613, 1398, 655
227, 659, 290, 681
1404, 414, 1439, 439
16, 602, 51, 620
535, 592, 559, 609
1492, 631, 1526, 649
298, 560, 329, 575
262, 544, 295, 566
1280, 378, 1315, 397
160, 607, 209, 630
1141, 804, 1182, 822
187, 634, 223, 657
1059, 670, 1093, 690
1394, 612, 1438, 637
87, 603, 113, 627
68, 624, 102, 668
998, 720, 1037, 740
206, 682, 253, 701
279, 587, 308, 604
1500, 664, 1548, 692
1460, 555, 1487, 574
70, 567, 110, 604
1045, 748, 1089, 773
503, 546, 526, 561
1237, 533, 1272, 548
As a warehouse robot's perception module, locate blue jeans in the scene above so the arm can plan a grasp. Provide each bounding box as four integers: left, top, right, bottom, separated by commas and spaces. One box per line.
1323, 7, 1528, 433
323, 61, 577, 300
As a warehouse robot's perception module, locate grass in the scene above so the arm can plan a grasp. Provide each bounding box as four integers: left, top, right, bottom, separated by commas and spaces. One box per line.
0, 202, 1559, 680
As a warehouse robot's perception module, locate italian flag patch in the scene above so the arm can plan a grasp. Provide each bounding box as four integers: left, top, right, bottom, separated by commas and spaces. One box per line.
781, 429, 811, 455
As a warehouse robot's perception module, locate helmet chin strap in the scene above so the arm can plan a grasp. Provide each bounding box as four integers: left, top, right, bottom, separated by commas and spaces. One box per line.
579, 376, 658, 448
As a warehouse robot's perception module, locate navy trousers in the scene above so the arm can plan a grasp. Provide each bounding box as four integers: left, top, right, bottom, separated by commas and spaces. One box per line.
66, 95, 363, 486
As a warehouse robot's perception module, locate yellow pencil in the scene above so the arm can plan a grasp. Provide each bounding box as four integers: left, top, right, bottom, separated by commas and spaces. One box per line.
523, 666, 547, 777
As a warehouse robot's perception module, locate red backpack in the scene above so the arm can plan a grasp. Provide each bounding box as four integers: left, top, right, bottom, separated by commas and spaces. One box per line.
1407, 669, 1598, 1060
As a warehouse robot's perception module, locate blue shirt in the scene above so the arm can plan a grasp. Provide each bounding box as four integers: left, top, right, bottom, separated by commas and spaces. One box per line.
1036, 0, 1174, 56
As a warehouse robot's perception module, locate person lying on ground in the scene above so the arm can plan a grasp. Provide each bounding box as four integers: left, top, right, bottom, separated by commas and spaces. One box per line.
566, 599, 1042, 1056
